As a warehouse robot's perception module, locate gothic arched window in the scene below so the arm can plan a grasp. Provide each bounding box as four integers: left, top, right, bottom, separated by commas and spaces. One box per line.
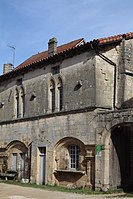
57, 77, 63, 111
50, 79, 55, 112
15, 89, 19, 118
20, 87, 25, 118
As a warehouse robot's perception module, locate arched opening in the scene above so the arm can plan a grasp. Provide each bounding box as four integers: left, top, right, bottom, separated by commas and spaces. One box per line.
54, 137, 86, 171
15, 89, 19, 118
110, 123, 133, 191
54, 137, 95, 189
6, 140, 29, 181
20, 87, 25, 118
57, 77, 63, 111
49, 79, 55, 112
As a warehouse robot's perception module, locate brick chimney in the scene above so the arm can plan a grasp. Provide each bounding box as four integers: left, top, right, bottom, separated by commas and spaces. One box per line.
3, 63, 13, 74
48, 38, 57, 57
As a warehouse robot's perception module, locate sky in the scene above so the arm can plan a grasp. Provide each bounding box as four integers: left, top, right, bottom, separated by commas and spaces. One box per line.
0, 0, 133, 75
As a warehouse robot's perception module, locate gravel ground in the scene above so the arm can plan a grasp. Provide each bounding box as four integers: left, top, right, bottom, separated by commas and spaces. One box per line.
0, 183, 132, 199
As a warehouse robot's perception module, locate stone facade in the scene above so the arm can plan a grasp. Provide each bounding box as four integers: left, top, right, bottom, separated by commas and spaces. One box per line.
0, 33, 133, 191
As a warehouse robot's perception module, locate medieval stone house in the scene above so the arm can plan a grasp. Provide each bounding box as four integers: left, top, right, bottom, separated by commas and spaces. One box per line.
0, 32, 133, 191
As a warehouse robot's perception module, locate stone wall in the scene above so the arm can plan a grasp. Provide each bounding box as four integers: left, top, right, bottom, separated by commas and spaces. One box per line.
0, 110, 97, 187
0, 51, 96, 122
0, 38, 133, 190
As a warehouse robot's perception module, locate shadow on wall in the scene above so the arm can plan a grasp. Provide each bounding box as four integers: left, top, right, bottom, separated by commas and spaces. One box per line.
111, 125, 133, 192
121, 97, 133, 108
54, 171, 84, 183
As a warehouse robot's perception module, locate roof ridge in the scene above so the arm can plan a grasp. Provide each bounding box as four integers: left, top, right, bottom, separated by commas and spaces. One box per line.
32, 38, 84, 56
15, 38, 85, 70
7, 31, 133, 73
57, 38, 84, 48
1, 31, 133, 80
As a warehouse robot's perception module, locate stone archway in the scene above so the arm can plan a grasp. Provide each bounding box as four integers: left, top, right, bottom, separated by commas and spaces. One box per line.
6, 140, 29, 180
100, 122, 133, 191
110, 124, 133, 191
54, 137, 95, 189
96, 110, 133, 191
54, 136, 86, 172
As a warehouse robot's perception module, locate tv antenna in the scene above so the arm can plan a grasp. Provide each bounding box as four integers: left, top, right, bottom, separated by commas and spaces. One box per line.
7, 45, 15, 68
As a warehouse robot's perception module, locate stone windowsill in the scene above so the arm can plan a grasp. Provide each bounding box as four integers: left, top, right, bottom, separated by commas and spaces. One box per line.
54, 169, 85, 174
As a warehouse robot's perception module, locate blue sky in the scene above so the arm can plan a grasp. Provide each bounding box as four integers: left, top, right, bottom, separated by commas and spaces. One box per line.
0, 0, 133, 75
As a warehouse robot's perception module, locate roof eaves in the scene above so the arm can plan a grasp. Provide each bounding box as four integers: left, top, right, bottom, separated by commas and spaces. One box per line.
14, 38, 85, 72
97, 32, 133, 46
5, 42, 89, 79
1, 32, 133, 81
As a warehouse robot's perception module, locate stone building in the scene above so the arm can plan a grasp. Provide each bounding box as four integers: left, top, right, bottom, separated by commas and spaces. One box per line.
0, 32, 133, 191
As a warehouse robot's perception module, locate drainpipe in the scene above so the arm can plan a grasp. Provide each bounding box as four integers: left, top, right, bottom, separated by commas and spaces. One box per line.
90, 41, 117, 110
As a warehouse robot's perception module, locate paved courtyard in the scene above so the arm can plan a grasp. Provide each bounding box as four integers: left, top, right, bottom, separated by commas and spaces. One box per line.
0, 183, 132, 199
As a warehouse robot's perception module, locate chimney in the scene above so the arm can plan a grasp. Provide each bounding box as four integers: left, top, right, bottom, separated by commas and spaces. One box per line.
3, 63, 13, 74
48, 38, 57, 57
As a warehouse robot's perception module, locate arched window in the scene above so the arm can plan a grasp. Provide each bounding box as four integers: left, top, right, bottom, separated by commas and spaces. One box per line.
15, 89, 19, 118
50, 79, 55, 112
20, 87, 25, 118
57, 78, 63, 111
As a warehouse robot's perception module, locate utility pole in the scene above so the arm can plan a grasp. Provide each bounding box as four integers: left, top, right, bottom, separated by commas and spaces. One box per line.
8, 45, 15, 68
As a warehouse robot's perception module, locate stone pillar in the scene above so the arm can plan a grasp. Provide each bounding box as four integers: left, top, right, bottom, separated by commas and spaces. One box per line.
30, 142, 37, 183
85, 157, 93, 189
102, 141, 110, 191
116, 37, 126, 108
95, 127, 110, 191
95, 131, 103, 190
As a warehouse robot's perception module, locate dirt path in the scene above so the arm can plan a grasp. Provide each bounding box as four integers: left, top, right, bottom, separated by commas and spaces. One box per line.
0, 183, 130, 199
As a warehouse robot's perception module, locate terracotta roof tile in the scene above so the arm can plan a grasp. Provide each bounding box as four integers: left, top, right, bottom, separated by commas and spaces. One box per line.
98, 32, 133, 45
15, 38, 84, 71
4, 31, 133, 78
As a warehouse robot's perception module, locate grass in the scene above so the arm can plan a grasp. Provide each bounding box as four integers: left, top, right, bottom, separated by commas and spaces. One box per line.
0, 179, 125, 196
2, 180, 133, 197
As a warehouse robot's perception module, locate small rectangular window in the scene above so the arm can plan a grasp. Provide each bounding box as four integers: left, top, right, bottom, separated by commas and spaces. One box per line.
52, 65, 60, 75
17, 78, 22, 86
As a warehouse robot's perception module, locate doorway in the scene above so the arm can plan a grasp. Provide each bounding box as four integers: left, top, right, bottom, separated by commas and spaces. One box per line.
111, 125, 133, 191
39, 147, 46, 185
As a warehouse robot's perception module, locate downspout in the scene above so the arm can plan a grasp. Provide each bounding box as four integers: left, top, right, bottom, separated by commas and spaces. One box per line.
90, 41, 117, 110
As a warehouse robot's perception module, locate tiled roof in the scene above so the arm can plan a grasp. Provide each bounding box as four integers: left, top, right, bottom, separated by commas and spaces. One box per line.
15, 32, 133, 72
98, 32, 133, 45
1, 32, 133, 82
15, 38, 84, 71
